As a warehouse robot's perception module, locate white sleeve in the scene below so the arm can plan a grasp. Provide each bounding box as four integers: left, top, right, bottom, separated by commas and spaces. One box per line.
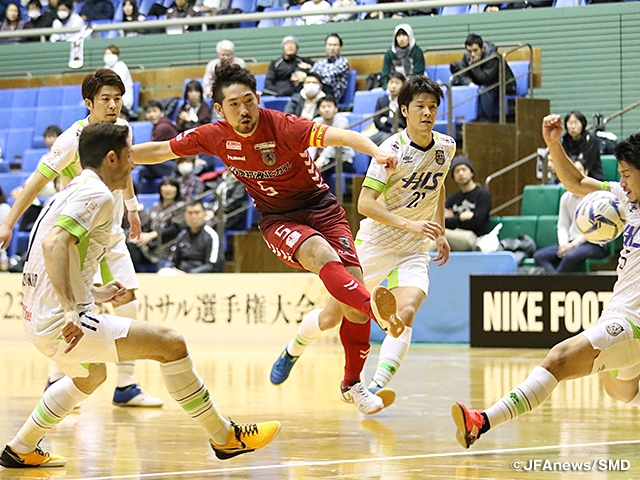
38, 126, 79, 179
58, 187, 114, 238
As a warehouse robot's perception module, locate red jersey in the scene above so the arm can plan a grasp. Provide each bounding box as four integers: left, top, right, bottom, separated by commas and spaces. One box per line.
170, 109, 330, 214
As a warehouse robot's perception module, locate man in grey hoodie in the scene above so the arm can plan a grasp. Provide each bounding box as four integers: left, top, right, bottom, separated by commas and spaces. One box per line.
381, 24, 425, 90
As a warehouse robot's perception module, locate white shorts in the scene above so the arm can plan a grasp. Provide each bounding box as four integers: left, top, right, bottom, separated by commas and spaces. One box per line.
356, 241, 430, 295
582, 310, 640, 381
94, 231, 139, 290
33, 313, 132, 379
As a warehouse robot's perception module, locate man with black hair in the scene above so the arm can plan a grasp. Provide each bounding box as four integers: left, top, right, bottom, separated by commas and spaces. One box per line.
264, 35, 314, 97
133, 63, 405, 415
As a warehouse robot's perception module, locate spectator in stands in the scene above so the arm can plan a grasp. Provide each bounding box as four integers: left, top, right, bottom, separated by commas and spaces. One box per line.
194, 0, 230, 15
12, 125, 62, 199
256, 0, 285, 12
176, 80, 213, 132
450, 33, 516, 122
50, 0, 84, 42
175, 156, 205, 201
80, 0, 114, 22
365, 0, 405, 20
380, 24, 424, 90
160, 201, 223, 274
103, 45, 135, 111
560, 110, 604, 180
309, 97, 354, 175
264, 35, 314, 97
0, 3, 25, 43
297, 0, 330, 25
443, 156, 492, 251
284, 71, 325, 120
24, 0, 54, 39
533, 159, 608, 273
165, 0, 199, 34
369, 71, 406, 146
211, 169, 250, 231
40, 0, 60, 27
296, 33, 350, 104
330, 0, 356, 22
121, 0, 146, 36
139, 100, 178, 183
128, 177, 186, 269
203, 40, 247, 98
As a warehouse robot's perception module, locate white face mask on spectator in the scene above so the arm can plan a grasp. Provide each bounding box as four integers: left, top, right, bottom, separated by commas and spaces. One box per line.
303, 83, 320, 98
28, 10, 41, 19
57, 9, 69, 20
104, 54, 118, 67
178, 163, 194, 176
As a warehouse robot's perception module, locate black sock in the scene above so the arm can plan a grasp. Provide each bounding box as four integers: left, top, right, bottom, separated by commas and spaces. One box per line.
480, 412, 490, 435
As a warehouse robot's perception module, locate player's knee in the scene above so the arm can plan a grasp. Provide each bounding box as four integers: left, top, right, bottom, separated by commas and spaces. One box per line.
158, 328, 188, 362
541, 343, 571, 379
398, 305, 417, 327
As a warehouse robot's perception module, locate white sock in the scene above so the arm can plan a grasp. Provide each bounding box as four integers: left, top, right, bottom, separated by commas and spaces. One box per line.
370, 326, 412, 388
114, 300, 138, 387
287, 308, 322, 357
48, 363, 64, 384
484, 366, 558, 429
11, 377, 89, 454
160, 355, 230, 444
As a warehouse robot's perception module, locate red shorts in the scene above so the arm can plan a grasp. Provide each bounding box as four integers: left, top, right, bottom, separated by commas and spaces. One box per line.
258, 192, 361, 270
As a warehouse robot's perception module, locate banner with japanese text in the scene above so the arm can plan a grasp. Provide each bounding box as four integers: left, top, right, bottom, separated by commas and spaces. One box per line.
1, 273, 336, 344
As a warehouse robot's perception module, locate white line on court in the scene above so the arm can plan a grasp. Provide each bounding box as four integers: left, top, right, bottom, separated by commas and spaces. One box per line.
65, 438, 640, 480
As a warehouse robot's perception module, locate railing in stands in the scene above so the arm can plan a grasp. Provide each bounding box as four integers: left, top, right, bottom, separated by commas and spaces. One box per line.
485, 152, 538, 216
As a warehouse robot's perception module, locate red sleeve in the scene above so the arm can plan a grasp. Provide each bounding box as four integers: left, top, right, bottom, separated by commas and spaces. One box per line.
273, 111, 328, 150
170, 123, 219, 158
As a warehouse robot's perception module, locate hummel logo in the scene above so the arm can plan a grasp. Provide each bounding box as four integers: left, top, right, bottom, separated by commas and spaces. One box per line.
344, 280, 358, 291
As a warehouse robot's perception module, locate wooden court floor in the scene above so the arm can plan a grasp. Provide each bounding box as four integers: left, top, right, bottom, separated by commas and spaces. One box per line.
1, 340, 640, 479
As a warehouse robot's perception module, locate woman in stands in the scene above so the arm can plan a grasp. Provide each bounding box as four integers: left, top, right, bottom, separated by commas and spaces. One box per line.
561, 110, 604, 180
121, 0, 146, 36
0, 3, 25, 44
49, 0, 84, 42
103, 45, 135, 111
176, 80, 213, 133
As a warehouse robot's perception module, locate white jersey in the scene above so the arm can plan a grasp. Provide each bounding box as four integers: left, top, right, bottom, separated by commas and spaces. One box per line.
605, 182, 640, 323
37, 117, 131, 235
356, 130, 456, 253
22, 170, 115, 348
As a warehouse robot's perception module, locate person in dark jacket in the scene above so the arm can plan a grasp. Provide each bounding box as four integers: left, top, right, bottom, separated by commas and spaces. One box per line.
284, 72, 326, 120
176, 80, 213, 133
370, 71, 406, 146
139, 101, 179, 182
560, 111, 604, 181
162, 201, 223, 274
80, 0, 115, 22
380, 24, 424, 90
450, 33, 516, 122
264, 35, 314, 97
443, 156, 492, 251
24, 0, 54, 39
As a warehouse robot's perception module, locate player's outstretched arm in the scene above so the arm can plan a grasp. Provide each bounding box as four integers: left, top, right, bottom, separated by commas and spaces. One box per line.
131, 141, 176, 165
358, 186, 444, 240
0, 171, 51, 249
542, 114, 601, 196
322, 126, 397, 169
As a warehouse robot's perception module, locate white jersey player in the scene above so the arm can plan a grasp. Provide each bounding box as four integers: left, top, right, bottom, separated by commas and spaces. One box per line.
452, 115, 640, 450
0, 122, 280, 469
0, 69, 161, 407
270, 76, 454, 408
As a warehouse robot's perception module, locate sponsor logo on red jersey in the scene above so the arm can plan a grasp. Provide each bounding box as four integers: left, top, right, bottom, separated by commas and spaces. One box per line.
226, 141, 242, 150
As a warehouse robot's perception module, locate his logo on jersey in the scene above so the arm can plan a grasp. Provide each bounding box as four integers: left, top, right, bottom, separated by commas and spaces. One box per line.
435, 150, 445, 165
260, 148, 277, 167
339, 236, 352, 250
226, 141, 242, 150
401, 171, 443, 191
227, 155, 246, 161
606, 322, 624, 337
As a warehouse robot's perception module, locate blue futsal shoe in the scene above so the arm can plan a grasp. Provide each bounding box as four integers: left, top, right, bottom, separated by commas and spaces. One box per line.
270, 349, 299, 385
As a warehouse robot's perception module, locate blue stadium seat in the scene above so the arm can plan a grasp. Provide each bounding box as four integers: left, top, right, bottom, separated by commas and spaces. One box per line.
257, 6, 285, 27
0, 130, 7, 156
37, 86, 65, 108
0, 89, 16, 109
282, 4, 301, 25
508, 60, 530, 97
73, 1, 85, 13
32, 108, 63, 148
12, 88, 39, 108
553, 0, 585, 6
139, 0, 157, 14
22, 148, 48, 172
345, 113, 364, 132
261, 96, 290, 112
352, 153, 370, 174
5, 129, 35, 161
131, 81, 141, 112
0, 172, 31, 195
138, 176, 162, 194
61, 84, 83, 106
60, 106, 88, 130
231, 0, 257, 26
131, 121, 153, 144
255, 74, 266, 92
10, 108, 38, 130
447, 85, 479, 123
439, 5, 469, 14
352, 90, 384, 115
338, 70, 357, 110
137, 193, 158, 210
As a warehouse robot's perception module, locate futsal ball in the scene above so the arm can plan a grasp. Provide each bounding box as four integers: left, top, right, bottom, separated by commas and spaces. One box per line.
574, 190, 626, 243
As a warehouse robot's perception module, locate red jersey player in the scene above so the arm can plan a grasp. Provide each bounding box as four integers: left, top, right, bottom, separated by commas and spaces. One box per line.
132, 64, 404, 414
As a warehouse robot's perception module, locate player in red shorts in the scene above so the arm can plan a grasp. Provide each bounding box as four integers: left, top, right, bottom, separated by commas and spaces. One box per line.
132, 64, 404, 414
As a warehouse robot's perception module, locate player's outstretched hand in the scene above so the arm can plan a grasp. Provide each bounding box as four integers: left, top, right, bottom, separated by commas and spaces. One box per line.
432, 235, 451, 267
542, 114, 563, 145
62, 311, 84, 354
373, 150, 397, 170
128, 210, 142, 241
93, 280, 127, 304
406, 220, 444, 240
0, 223, 13, 250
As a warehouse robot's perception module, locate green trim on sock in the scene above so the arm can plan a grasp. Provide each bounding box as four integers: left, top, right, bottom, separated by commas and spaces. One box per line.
379, 361, 397, 375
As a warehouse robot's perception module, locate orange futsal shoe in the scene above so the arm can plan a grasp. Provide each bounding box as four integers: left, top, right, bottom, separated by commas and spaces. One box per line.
451, 402, 486, 449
